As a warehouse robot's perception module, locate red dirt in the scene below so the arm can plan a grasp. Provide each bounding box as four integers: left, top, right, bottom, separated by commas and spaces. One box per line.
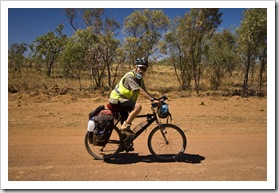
6, 93, 270, 189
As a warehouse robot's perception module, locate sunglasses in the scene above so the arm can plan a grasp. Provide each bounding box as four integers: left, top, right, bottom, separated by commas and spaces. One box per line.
138, 66, 147, 71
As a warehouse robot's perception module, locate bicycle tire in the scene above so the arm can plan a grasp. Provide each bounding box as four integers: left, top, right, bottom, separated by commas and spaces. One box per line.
84, 127, 123, 160
148, 124, 186, 161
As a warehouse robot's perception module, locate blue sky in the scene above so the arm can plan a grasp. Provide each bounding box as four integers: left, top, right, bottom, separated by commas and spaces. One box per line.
8, 8, 246, 49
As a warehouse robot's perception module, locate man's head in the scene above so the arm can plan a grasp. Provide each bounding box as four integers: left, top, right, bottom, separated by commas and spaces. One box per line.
135, 58, 148, 68
134, 58, 148, 79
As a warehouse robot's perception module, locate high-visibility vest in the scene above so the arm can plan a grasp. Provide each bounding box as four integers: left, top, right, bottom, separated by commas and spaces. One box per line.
110, 71, 142, 102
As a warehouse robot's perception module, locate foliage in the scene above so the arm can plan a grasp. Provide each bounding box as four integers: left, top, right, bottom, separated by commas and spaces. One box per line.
9, 8, 267, 97
163, 8, 222, 93
206, 29, 237, 90
30, 24, 67, 77
236, 8, 267, 95
60, 27, 103, 89
8, 42, 28, 78
64, 8, 122, 88
123, 9, 169, 65
65, 8, 78, 32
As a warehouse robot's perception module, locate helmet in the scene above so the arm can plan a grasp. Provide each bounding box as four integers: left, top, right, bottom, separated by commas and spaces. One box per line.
157, 103, 169, 119
135, 58, 148, 68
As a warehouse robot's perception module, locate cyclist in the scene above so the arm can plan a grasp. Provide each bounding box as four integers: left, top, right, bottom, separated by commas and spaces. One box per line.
109, 58, 154, 135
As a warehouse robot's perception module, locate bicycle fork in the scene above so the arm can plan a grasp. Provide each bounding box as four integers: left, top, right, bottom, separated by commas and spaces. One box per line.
157, 122, 169, 145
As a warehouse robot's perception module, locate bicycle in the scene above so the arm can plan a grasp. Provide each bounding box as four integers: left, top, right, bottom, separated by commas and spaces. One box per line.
84, 96, 187, 161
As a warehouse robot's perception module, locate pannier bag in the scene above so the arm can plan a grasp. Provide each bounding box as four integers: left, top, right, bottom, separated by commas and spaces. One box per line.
89, 105, 105, 120
87, 105, 104, 132
88, 107, 114, 146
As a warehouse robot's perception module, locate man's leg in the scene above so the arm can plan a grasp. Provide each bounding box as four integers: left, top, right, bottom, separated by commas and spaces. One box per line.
121, 103, 142, 131
125, 103, 142, 124
119, 102, 141, 151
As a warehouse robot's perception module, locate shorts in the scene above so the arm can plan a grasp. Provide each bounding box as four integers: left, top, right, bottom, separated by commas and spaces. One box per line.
109, 101, 135, 124
109, 100, 135, 112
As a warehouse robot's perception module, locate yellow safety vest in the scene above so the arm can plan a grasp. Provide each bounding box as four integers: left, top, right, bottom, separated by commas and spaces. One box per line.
110, 71, 142, 102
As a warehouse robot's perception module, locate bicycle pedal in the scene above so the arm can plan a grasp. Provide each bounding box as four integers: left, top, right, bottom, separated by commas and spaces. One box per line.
119, 147, 125, 152
125, 147, 134, 151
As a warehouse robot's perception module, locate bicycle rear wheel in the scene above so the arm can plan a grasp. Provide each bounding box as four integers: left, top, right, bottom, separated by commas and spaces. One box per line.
84, 127, 122, 160
148, 124, 186, 161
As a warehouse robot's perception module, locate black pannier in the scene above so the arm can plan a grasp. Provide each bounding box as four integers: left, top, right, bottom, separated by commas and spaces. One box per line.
93, 117, 114, 146
91, 109, 114, 146
89, 105, 105, 120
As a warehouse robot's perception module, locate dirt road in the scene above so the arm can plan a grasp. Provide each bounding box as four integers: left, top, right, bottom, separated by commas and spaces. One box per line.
7, 93, 268, 189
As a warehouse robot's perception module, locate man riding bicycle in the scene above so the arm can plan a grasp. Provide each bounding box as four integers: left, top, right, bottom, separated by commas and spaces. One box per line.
109, 58, 154, 135
85, 58, 186, 159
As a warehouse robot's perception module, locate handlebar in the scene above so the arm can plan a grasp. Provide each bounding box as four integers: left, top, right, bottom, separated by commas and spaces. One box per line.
151, 95, 168, 108
152, 95, 168, 102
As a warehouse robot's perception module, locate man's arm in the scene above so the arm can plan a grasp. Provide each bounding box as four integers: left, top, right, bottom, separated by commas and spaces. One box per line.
139, 87, 154, 101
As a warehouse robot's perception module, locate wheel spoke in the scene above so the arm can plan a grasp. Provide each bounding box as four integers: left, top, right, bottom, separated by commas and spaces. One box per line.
148, 124, 186, 161
85, 127, 122, 160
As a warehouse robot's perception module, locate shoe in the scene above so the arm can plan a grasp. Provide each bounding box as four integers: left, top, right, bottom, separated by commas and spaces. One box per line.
121, 121, 134, 136
120, 121, 131, 129
124, 146, 134, 151
119, 146, 134, 152
123, 136, 134, 152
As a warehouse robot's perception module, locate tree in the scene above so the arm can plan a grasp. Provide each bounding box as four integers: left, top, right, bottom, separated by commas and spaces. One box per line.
8, 42, 28, 78
96, 17, 121, 87
162, 17, 192, 90
30, 24, 67, 77
163, 9, 222, 92
206, 29, 237, 90
64, 8, 122, 88
237, 8, 267, 95
123, 9, 169, 64
60, 27, 104, 89
65, 8, 78, 32
182, 9, 222, 94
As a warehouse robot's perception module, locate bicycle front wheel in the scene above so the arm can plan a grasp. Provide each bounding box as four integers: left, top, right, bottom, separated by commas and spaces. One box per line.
84, 127, 122, 160
148, 124, 186, 161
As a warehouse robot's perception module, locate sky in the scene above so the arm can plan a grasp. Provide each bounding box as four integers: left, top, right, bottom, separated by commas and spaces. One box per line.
8, 8, 246, 49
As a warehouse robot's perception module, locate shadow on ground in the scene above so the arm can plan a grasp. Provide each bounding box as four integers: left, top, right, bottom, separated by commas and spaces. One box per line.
104, 153, 205, 164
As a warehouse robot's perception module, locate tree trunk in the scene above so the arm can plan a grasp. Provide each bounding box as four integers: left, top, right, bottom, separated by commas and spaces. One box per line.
259, 47, 266, 91
243, 48, 251, 96
193, 61, 199, 94
47, 58, 55, 77
259, 56, 265, 91
47, 62, 52, 77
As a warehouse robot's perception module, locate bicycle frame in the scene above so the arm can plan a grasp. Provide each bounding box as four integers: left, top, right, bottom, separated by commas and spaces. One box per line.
85, 95, 186, 161
114, 103, 163, 143
130, 113, 157, 141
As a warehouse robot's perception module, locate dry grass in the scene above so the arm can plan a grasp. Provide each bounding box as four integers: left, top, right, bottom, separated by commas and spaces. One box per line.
8, 65, 266, 100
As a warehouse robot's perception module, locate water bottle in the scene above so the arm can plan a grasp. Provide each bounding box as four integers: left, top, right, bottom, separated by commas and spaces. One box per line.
87, 119, 96, 132
133, 121, 147, 133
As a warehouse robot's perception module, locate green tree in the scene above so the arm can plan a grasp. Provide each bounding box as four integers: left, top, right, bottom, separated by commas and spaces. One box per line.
83, 8, 104, 31
162, 17, 192, 90
8, 42, 28, 78
182, 8, 222, 94
163, 9, 222, 92
97, 17, 121, 87
30, 24, 67, 77
123, 9, 169, 64
60, 27, 103, 89
65, 8, 78, 32
64, 8, 121, 88
236, 8, 267, 95
206, 29, 237, 90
